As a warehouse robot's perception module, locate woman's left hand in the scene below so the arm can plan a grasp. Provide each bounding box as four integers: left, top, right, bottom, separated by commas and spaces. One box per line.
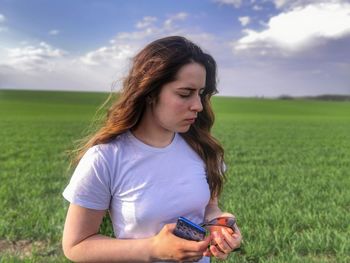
203, 214, 242, 260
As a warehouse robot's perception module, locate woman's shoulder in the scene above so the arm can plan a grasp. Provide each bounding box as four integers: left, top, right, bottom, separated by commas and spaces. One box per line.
84, 132, 128, 163
96, 132, 128, 153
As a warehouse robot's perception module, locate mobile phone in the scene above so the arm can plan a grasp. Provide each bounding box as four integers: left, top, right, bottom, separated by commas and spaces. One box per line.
173, 217, 207, 241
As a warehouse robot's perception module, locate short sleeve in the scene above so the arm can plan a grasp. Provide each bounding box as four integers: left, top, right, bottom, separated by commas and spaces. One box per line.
63, 146, 111, 210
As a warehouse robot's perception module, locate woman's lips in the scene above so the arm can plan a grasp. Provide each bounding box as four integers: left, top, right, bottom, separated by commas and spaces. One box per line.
185, 118, 196, 124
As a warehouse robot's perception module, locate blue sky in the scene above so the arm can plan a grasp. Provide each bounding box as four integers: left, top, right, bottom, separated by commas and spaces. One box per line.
0, 0, 349, 97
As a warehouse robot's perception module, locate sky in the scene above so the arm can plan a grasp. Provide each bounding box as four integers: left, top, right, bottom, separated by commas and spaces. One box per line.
0, 0, 349, 97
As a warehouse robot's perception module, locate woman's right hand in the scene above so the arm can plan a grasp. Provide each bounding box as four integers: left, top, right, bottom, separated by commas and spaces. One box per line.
150, 223, 210, 262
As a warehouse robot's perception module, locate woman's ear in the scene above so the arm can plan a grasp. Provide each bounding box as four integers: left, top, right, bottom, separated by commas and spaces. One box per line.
146, 95, 157, 105
146, 96, 153, 104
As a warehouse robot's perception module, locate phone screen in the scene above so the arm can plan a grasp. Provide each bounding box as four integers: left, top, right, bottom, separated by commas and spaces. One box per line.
173, 217, 206, 241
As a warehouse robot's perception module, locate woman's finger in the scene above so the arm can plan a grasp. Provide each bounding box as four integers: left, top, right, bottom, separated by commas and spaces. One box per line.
211, 231, 231, 254
232, 226, 243, 246
181, 236, 211, 253
209, 244, 228, 260
203, 249, 212, 257
221, 227, 240, 250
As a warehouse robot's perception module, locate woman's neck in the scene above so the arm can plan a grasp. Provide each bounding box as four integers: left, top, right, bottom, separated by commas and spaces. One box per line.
131, 113, 175, 148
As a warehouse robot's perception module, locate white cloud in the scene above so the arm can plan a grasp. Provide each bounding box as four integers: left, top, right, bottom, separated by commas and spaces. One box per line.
1, 8, 349, 97
80, 44, 135, 66
81, 12, 189, 67
85, 12, 190, 67
270, 0, 349, 10
116, 27, 158, 40
0, 14, 5, 23
0, 62, 112, 92
0, 13, 194, 92
136, 16, 157, 29
0, 14, 7, 32
218, 61, 350, 97
274, 0, 289, 9
214, 0, 242, 8
49, 29, 60, 35
238, 16, 251, 26
5, 42, 66, 71
233, 2, 350, 53
253, 5, 263, 10
164, 12, 188, 29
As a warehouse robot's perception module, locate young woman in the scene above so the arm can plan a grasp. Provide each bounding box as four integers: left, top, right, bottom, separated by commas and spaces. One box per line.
62, 36, 242, 262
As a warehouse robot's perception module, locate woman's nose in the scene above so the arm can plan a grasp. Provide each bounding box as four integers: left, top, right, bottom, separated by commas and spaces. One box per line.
190, 95, 203, 112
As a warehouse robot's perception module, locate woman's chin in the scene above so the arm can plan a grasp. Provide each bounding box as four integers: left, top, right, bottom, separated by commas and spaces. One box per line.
177, 125, 191, 133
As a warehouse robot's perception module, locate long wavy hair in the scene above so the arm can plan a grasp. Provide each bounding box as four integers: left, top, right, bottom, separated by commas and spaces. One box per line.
73, 36, 225, 197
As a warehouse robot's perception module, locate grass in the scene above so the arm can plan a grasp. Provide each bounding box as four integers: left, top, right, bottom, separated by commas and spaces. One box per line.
0, 89, 349, 262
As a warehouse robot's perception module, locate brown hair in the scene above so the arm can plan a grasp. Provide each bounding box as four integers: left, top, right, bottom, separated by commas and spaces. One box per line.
73, 36, 225, 197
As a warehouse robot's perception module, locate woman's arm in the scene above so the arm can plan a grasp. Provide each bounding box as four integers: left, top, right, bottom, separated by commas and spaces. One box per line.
62, 204, 154, 262
204, 197, 235, 221
62, 204, 210, 262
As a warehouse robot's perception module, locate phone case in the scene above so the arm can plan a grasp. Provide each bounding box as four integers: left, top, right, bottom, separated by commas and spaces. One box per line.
173, 217, 206, 241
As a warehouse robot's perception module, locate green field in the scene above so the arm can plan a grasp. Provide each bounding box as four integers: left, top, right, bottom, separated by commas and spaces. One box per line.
0, 90, 349, 262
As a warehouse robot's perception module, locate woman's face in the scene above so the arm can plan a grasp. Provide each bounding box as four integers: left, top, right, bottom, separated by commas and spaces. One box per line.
149, 62, 206, 134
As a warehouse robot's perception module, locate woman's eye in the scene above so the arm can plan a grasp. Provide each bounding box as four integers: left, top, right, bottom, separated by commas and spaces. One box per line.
179, 93, 191, 98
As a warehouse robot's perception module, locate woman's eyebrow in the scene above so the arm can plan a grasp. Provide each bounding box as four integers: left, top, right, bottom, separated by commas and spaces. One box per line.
178, 87, 205, 91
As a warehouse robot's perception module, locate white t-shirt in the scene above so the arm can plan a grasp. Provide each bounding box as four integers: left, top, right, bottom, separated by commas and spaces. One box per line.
63, 131, 211, 262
